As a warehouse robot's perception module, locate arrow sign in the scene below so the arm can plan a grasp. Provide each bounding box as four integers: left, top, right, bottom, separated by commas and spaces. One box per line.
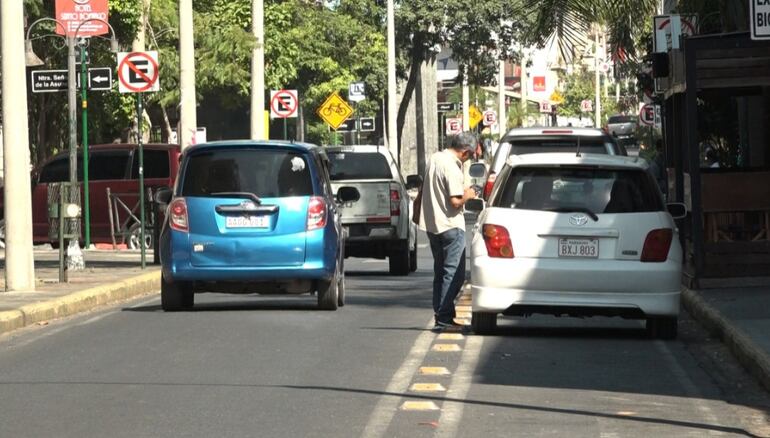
335, 119, 356, 132
359, 117, 375, 132
87, 67, 113, 91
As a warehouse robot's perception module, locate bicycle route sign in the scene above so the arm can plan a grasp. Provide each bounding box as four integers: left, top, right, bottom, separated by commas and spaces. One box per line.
317, 92, 354, 130
270, 89, 299, 118
117, 51, 159, 93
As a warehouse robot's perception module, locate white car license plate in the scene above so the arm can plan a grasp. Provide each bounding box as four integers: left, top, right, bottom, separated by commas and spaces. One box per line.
558, 238, 598, 258
225, 215, 269, 228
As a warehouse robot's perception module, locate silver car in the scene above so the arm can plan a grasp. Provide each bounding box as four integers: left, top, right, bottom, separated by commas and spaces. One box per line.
606, 114, 637, 140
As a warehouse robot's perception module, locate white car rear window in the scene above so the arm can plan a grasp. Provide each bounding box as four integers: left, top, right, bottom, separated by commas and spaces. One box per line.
493, 166, 663, 214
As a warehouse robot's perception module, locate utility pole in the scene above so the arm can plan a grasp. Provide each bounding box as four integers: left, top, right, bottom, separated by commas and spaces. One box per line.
520, 51, 528, 127
179, 0, 197, 150
1, 0, 36, 290
386, 0, 398, 161
251, 0, 266, 140
462, 67, 470, 131
498, 59, 506, 135
594, 28, 602, 128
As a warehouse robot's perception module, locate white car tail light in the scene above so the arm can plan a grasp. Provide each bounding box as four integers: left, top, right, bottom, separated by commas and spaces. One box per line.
390, 186, 401, 216
169, 198, 189, 232
483, 172, 497, 200
307, 196, 327, 231
641, 228, 673, 262
483, 224, 514, 258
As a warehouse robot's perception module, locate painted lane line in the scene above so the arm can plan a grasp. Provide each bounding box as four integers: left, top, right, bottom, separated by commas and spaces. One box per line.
410, 383, 447, 392
361, 327, 436, 438
419, 367, 451, 376
435, 335, 484, 438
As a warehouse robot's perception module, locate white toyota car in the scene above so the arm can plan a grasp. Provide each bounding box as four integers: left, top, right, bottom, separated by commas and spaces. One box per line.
467, 153, 686, 339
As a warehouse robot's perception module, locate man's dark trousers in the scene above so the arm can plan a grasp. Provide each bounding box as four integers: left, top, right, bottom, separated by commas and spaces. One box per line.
427, 228, 466, 324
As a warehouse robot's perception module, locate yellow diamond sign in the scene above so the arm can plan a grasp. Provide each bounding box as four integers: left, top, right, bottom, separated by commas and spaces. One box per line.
468, 105, 483, 129
550, 91, 565, 105
317, 92, 354, 130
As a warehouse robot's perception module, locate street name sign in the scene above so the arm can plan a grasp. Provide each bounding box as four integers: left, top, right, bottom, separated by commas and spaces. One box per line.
437, 102, 456, 112
359, 117, 375, 132
56, 0, 109, 37
752, 0, 770, 40
349, 82, 366, 102
87, 67, 112, 91
317, 92, 354, 130
270, 89, 299, 118
31, 67, 113, 92
117, 51, 160, 93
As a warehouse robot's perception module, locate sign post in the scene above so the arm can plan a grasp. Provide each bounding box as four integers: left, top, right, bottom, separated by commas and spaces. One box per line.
118, 51, 160, 269
349, 82, 365, 144
80, 45, 91, 247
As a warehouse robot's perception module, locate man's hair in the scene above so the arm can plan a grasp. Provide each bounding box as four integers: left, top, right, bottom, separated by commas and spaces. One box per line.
449, 132, 477, 152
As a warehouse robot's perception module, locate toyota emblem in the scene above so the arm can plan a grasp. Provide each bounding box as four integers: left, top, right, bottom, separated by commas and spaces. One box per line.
569, 214, 589, 226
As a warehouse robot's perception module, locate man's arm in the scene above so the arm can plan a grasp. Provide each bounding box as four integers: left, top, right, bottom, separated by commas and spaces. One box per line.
449, 188, 477, 209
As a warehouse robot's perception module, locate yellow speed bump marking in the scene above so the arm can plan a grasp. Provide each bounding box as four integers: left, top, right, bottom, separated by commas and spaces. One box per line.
616, 411, 637, 416
410, 383, 446, 392
456, 312, 472, 319
437, 333, 464, 340
401, 401, 440, 411
419, 366, 451, 376
432, 343, 462, 352
456, 305, 472, 312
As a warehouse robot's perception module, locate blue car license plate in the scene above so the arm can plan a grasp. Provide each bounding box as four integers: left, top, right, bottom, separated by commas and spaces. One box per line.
225, 216, 269, 228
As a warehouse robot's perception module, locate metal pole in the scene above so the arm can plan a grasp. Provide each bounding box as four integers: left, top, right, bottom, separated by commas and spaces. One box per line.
283, 118, 288, 140
2, 0, 36, 290
179, 0, 197, 150
462, 70, 470, 131
81, 44, 91, 248
520, 50, 527, 127
137, 95, 146, 269
251, 0, 266, 139
66, 36, 85, 270
594, 28, 602, 128
386, 0, 398, 160
355, 103, 361, 145
498, 58, 506, 136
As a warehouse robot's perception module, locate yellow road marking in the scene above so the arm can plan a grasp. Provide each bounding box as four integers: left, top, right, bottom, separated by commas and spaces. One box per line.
456, 312, 471, 319
455, 305, 472, 312
401, 401, 440, 411
616, 411, 637, 416
437, 333, 464, 340
410, 383, 446, 392
432, 343, 462, 352
419, 366, 451, 375
456, 318, 470, 325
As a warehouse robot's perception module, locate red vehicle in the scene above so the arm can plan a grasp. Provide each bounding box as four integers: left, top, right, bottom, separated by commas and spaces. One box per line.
0, 143, 181, 248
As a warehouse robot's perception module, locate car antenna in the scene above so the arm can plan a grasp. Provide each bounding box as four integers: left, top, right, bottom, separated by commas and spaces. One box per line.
576, 136, 581, 157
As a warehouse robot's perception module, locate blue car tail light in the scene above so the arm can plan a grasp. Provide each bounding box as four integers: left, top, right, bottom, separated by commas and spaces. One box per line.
307, 196, 326, 231
169, 198, 189, 232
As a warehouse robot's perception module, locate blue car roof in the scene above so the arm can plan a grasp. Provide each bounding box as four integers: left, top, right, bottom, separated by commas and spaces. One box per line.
183, 140, 320, 155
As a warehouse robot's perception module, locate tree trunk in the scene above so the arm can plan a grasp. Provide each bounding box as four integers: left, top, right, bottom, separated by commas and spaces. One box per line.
161, 106, 173, 143
397, 38, 425, 159
36, 95, 48, 166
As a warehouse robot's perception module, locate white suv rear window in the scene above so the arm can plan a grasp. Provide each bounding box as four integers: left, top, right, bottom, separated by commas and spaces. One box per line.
493, 166, 663, 214
327, 152, 392, 180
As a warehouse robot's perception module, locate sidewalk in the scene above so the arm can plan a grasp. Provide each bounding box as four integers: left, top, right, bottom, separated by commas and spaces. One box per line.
0, 248, 160, 336
682, 283, 770, 392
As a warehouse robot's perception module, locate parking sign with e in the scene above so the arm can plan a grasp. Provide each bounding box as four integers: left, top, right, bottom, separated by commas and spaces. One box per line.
117, 51, 160, 93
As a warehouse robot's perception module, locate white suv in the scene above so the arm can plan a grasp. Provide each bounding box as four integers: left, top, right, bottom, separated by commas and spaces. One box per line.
327, 145, 417, 275
467, 153, 686, 339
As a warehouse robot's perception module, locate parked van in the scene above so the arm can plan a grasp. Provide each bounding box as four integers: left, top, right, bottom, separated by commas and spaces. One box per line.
0, 143, 181, 248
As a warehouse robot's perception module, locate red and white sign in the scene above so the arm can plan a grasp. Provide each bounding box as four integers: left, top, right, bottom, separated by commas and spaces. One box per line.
533, 76, 546, 92
482, 110, 497, 126
445, 117, 462, 136
55, 0, 109, 37
117, 51, 160, 93
580, 99, 593, 112
639, 104, 655, 126
653, 15, 697, 52
539, 101, 552, 113
270, 89, 299, 119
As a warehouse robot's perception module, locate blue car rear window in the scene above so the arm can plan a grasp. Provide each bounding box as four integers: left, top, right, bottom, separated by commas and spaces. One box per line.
181, 148, 314, 197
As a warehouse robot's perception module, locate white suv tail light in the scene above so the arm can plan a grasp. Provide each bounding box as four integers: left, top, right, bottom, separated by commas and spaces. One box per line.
307, 196, 327, 231
390, 185, 401, 216
169, 198, 189, 232
482, 224, 514, 258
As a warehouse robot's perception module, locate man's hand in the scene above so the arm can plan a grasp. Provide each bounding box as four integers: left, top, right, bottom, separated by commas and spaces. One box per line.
463, 187, 477, 201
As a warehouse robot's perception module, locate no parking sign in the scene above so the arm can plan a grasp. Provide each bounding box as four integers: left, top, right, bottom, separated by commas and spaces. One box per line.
117, 51, 160, 93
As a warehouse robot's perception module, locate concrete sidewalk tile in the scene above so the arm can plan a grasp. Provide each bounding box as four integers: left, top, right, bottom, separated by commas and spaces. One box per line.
682, 287, 770, 392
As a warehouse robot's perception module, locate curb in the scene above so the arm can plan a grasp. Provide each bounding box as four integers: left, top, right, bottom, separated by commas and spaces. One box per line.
0, 270, 161, 337
681, 287, 770, 392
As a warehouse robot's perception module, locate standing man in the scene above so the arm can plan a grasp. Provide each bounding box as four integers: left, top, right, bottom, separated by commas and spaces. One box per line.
419, 132, 477, 332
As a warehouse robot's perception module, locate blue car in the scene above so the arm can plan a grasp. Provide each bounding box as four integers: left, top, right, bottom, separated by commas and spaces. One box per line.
157, 140, 360, 311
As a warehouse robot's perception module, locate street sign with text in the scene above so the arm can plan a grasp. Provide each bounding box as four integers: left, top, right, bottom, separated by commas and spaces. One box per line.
752, 0, 770, 40
348, 82, 366, 102
56, 0, 109, 37
30, 67, 113, 93
270, 89, 299, 118
359, 117, 375, 132
437, 102, 456, 112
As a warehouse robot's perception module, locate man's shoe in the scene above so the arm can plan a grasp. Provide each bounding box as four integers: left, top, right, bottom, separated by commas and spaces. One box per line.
433, 319, 467, 332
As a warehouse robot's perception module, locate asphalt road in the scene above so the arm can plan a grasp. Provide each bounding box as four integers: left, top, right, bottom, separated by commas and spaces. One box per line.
1, 240, 769, 437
